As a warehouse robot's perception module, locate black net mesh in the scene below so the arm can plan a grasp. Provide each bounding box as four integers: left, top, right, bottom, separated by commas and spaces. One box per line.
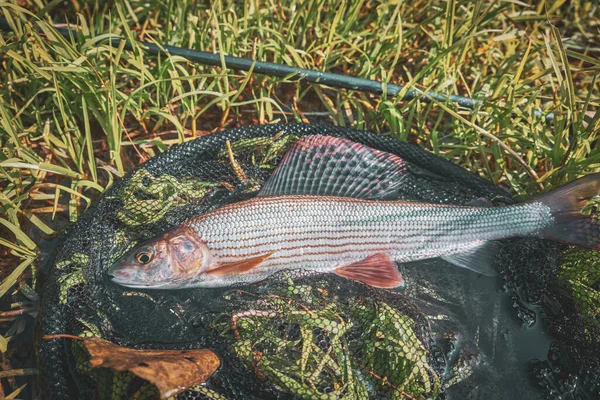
36, 123, 600, 399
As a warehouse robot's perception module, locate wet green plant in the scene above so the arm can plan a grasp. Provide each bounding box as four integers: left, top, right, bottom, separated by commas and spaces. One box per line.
212, 277, 441, 399
557, 248, 600, 337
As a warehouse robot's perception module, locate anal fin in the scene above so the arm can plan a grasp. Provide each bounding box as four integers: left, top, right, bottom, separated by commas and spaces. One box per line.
334, 253, 404, 288
205, 253, 273, 276
441, 241, 499, 276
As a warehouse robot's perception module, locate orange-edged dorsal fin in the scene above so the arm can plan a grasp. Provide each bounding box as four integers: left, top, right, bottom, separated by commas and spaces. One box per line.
334, 253, 404, 288
258, 135, 408, 200
205, 253, 273, 276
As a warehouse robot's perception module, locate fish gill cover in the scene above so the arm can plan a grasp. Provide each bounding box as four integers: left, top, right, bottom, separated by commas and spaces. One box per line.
37, 123, 600, 399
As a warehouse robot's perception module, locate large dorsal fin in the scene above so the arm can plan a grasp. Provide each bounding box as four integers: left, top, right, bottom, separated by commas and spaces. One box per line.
258, 135, 408, 199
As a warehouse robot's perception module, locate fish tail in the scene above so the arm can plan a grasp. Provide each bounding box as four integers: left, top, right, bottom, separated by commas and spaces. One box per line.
535, 173, 600, 249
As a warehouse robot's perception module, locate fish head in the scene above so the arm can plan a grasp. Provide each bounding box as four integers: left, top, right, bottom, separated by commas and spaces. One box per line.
108, 226, 212, 288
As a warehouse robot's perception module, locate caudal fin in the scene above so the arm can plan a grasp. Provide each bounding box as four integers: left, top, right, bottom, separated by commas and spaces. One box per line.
536, 173, 600, 249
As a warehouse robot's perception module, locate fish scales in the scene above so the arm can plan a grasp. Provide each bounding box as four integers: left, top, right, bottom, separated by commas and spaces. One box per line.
186, 195, 553, 280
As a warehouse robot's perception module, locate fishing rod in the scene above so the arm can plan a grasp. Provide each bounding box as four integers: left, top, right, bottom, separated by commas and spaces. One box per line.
0, 17, 554, 120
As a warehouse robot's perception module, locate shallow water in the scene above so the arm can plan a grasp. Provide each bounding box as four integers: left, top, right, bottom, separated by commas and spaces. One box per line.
405, 260, 554, 399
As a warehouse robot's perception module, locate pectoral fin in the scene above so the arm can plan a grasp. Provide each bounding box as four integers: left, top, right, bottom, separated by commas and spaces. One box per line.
441, 241, 499, 276
205, 253, 274, 276
334, 253, 404, 288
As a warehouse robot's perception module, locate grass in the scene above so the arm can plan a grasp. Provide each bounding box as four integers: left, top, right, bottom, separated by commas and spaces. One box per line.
0, 0, 598, 397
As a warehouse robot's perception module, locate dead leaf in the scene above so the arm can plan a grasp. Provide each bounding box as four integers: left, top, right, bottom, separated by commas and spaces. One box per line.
45, 334, 220, 399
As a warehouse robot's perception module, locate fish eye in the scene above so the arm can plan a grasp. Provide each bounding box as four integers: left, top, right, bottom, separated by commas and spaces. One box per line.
135, 248, 155, 264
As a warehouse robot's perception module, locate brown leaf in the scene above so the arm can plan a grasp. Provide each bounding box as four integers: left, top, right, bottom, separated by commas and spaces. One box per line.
45, 334, 220, 399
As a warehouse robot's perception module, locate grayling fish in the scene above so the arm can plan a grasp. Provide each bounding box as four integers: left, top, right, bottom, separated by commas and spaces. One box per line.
108, 135, 600, 289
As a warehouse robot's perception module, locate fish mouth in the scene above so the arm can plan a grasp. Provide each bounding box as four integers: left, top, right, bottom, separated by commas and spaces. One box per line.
107, 265, 130, 280
108, 267, 179, 289
109, 273, 160, 289
111, 278, 155, 289
107, 266, 144, 287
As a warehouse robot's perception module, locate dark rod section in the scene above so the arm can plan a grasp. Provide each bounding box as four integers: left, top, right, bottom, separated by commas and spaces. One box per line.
132, 40, 478, 107
0, 17, 554, 120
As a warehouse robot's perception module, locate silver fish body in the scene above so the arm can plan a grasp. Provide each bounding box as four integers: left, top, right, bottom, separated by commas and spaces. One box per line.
108, 135, 600, 290
180, 195, 553, 287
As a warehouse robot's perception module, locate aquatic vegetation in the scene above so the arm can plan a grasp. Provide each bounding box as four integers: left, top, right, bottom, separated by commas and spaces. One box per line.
555, 202, 600, 340
212, 277, 441, 399
217, 133, 299, 170
109, 170, 218, 228
349, 300, 440, 397
557, 248, 600, 337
